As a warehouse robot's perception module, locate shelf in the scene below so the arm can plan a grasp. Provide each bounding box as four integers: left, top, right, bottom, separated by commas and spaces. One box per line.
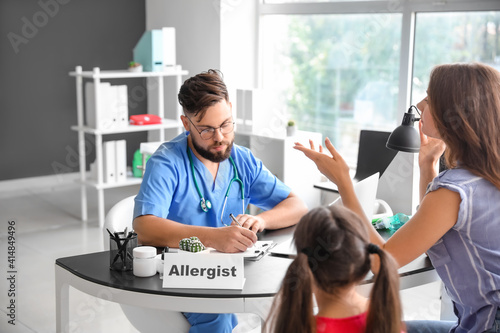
71, 119, 182, 135
78, 176, 143, 190
70, 65, 188, 227
69, 68, 188, 79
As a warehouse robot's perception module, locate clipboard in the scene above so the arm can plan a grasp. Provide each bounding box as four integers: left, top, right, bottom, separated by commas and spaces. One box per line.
269, 238, 296, 258
209, 241, 276, 261
242, 241, 276, 261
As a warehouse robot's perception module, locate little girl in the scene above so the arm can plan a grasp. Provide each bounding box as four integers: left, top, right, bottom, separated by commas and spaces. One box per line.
265, 205, 404, 333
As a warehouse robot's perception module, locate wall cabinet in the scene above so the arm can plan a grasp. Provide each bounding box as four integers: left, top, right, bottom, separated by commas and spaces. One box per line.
69, 66, 188, 227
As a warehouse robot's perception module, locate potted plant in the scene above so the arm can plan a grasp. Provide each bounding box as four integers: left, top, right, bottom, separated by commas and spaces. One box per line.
286, 120, 297, 136
128, 61, 143, 72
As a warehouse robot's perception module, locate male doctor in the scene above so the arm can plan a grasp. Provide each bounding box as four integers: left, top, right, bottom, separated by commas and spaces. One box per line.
133, 69, 307, 332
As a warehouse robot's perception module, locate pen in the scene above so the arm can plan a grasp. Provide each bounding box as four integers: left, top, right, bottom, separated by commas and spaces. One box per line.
106, 228, 115, 238
229, 213, 242, 227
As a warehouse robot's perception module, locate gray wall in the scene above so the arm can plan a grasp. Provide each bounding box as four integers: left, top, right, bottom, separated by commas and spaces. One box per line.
146, 0, 221, 83
0, 0, 147, 181
145, 0, 258, 141
145, 0, 222, 137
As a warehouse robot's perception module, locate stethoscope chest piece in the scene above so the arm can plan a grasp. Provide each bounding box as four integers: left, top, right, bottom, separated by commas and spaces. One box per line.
200, 198, 212, 212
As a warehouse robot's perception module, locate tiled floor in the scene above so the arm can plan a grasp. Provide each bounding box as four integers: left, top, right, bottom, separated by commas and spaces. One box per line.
0, 173, 442, 333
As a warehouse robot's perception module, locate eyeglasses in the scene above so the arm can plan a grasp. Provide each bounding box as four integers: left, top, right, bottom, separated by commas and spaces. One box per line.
186, 116, 235, 140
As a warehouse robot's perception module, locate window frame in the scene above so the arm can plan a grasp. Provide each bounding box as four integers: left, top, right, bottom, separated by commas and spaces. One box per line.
258, 0, 500, 124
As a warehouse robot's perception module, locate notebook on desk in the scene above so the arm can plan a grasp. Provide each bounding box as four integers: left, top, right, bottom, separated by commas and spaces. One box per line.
270, 173, 380, 258
269, 238, 296, 258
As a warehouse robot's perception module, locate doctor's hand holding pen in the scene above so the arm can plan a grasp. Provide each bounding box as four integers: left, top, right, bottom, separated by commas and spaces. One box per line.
206, 223, 257, 253
229, 213, 267, 233
204, 213, 265, 253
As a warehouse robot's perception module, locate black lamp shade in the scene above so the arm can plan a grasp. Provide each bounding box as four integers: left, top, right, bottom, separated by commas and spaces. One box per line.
386, 106, 421, 153
386, 124, 420, 152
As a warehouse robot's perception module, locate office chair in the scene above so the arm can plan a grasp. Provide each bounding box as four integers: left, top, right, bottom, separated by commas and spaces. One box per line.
103, 195, 191, 333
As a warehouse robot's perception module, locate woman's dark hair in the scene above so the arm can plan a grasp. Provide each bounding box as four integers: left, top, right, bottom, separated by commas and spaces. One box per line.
265, 205, 402, 333
177, 69, 229, 119
428, 62, 500, 190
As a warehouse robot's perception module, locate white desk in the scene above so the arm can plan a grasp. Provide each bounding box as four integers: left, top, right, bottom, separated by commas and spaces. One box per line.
55, 226, 442, 332
55, 251, 290, 333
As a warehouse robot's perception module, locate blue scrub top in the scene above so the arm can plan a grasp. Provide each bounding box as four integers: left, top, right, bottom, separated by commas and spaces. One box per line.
134, 132, 291, 227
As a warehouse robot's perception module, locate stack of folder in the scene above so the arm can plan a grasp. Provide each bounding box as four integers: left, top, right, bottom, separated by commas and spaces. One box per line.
90, 140, 127, 184
85, 82, 128, 130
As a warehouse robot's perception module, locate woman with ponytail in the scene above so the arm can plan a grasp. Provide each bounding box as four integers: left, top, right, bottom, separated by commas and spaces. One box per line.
294, 63, 500, 332
265, 205, 404, 333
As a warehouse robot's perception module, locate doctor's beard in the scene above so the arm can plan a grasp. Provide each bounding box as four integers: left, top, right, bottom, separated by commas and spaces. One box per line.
192, 137, 234, 163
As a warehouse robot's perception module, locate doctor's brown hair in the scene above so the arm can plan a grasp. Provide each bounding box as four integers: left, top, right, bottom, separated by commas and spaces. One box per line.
427, 62, 500, 190
177, 69, 229, 120
265, 205, 403, 333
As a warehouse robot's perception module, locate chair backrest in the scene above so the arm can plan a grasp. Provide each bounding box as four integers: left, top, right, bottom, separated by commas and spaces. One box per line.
101, 195, 193, 332
103, 195, 136, 250
354, 130, 398, 182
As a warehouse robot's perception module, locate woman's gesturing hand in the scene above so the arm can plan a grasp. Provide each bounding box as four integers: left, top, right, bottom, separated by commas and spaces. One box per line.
293, 138, 352, 189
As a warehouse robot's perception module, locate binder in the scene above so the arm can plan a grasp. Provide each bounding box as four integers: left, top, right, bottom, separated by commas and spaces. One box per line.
85, 82, 114, 130
113, 85, 128, 128
86, 83, 128, 130
115, 140, 127, 183
133, 30, 164, 72
103, 141, 116, 183
162, 27, 176, 67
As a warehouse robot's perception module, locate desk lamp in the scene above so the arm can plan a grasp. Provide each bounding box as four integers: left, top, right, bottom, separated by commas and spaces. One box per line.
386, 105, 421, 153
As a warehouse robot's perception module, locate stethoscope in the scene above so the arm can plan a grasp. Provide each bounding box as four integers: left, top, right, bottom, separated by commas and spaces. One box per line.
186, 147, 245, 226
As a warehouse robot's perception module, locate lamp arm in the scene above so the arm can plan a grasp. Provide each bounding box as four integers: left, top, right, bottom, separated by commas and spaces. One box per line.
409, 105, 421, 120
401, 105, 421, 125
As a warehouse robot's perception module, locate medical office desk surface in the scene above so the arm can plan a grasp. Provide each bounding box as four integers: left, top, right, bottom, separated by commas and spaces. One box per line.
55, 227, 438, 332
55, 229, 293, 333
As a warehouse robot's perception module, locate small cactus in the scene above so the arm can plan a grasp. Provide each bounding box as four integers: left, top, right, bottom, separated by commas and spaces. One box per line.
179, 236, 206, 252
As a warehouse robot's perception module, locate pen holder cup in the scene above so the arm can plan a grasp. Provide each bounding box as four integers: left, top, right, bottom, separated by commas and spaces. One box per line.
109, 232, 137, 271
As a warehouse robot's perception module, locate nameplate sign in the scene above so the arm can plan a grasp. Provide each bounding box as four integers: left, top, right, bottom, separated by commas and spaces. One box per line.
162, 252, 245, 290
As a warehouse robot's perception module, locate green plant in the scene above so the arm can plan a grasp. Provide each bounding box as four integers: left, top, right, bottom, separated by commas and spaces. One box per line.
128, 61, 140, 67
287, 120, 296, 127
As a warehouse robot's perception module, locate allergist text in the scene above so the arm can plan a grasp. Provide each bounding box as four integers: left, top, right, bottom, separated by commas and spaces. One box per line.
168, 264, 237, 279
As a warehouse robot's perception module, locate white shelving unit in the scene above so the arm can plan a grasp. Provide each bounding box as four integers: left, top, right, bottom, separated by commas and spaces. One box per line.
235, 130, 323, 210
69, 66, 188, 227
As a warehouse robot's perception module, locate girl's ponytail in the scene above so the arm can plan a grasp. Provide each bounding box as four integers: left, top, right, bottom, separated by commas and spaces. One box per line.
264, 253, 315, 333
365, 244, 403, 333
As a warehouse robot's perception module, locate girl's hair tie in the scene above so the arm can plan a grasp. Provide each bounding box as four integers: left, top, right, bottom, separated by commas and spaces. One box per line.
367, 243, 380, 254
300, 247, 313, 257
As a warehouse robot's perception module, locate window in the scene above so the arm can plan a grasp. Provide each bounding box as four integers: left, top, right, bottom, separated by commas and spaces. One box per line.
260, 1, 500, 166
264, 0, 381, 3
412, 11, 500, 104
262, 13, 401, 163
